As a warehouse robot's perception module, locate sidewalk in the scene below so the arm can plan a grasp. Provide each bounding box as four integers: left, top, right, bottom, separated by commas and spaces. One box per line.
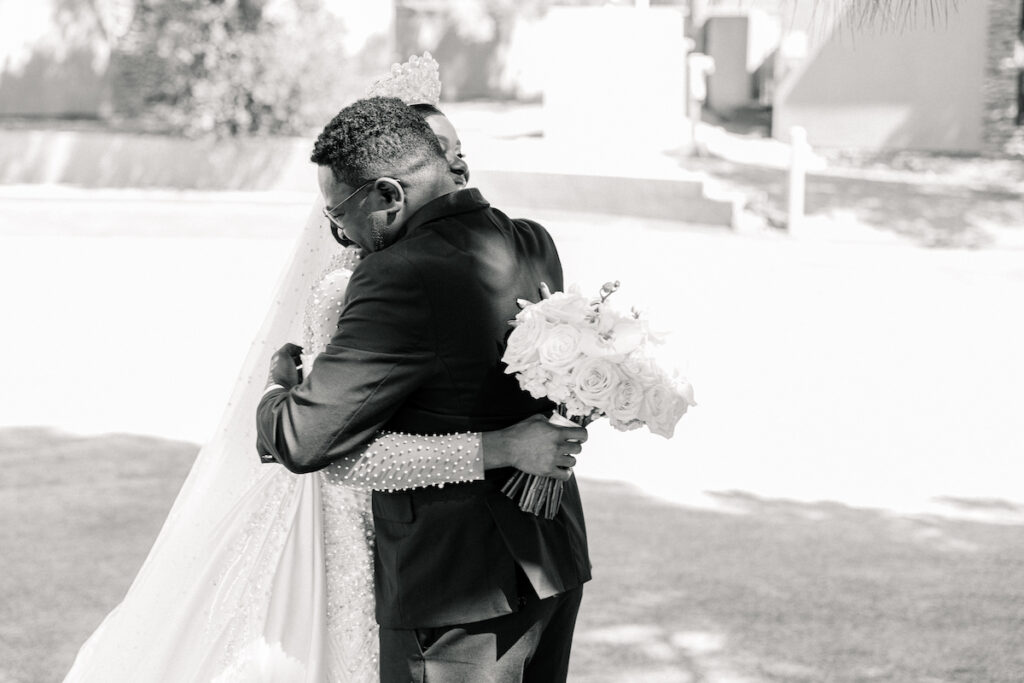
3, 190, 1023, 516
5, 101, 1020, 244
446, 102, 1024, 249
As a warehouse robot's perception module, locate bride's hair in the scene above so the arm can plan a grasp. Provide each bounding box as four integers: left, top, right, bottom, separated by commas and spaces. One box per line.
311, 96, 446, 187
409, 102, 444, 118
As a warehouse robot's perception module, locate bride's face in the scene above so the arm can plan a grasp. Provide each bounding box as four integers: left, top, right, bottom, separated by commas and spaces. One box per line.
425, 114, 469, 187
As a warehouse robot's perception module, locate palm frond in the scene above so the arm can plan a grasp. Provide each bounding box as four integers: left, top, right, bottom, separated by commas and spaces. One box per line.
842, 0, 961, 33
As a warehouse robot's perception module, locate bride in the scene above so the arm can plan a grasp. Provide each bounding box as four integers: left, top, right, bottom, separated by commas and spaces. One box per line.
63, 54, 582, 682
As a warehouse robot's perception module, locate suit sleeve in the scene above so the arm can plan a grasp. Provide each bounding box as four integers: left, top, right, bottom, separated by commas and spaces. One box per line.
256, 251, 436, 473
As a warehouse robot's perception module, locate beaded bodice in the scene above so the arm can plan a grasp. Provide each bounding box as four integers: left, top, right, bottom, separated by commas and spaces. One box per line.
301, 248, 359, 372
300, 248, 485, 492
299, 247, 484, 682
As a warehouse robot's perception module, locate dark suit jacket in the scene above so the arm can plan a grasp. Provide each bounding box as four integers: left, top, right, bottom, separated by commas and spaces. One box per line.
257, 188, 591, 629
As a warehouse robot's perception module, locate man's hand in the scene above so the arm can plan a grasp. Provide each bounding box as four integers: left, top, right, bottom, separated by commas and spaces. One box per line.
482, 414, 588, 481
267, 343, 304, 390
516, 282, 553, 311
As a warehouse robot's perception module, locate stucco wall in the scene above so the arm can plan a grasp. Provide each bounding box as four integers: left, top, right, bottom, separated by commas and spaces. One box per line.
0, 129, 316, 191
542, 7, 689, 150
772, 2, 989, 152
0, 127, 738, 226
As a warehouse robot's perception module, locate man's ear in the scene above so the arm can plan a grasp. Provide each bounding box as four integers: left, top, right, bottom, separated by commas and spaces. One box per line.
371, 177, 404, 215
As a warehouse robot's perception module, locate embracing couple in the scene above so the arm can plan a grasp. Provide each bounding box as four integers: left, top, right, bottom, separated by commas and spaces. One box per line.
64, 59, 591, 683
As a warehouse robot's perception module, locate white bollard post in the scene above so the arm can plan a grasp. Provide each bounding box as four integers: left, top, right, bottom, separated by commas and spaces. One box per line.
787, 125, 807, 233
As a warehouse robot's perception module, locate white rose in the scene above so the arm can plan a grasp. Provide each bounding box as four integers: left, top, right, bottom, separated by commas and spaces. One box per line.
641, 381, 674, 438
503, 313, 549, 374
573, 357, 622, 414
537, 324, 583, 373
607, 373, 643, 423
609, 416, 644, 432
620, 356, 661, 385
642, 376, 696, 439
535, 286, 592, 324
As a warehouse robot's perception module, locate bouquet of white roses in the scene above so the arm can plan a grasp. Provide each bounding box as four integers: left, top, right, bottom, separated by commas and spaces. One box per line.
501, 281, 696, 518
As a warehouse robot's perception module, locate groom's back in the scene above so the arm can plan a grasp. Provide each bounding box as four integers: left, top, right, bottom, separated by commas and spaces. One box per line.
348, 189, 591, 630
379, 204, 559, 435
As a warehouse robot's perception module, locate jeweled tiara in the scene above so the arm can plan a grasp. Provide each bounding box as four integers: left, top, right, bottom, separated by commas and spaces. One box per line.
365, 51, 442, 106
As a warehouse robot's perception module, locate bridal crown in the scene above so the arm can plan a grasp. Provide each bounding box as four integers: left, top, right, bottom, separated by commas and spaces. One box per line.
365, 52, 442, 106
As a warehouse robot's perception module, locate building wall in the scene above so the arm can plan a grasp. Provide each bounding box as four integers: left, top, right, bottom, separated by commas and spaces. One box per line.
772, 2, 989, 152
394, 0, 547, 101
703, 9, 781, 113
542, 6, 689, 150
982, 0, 1024, 154
704, 16, 751, 114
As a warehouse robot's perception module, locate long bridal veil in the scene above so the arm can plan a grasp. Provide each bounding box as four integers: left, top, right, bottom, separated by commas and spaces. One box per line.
64, 201, 344, 682
66, 51, 444, 683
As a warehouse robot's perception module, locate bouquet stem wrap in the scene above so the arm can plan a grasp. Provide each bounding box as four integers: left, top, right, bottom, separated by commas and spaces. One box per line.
500, 411, 583, 519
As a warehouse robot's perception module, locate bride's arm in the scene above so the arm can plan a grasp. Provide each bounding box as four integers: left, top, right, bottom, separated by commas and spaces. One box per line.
322, 430, 482, 491
323, 415, 586, 492
301, 264, 486, 490
275, 259, 584, 488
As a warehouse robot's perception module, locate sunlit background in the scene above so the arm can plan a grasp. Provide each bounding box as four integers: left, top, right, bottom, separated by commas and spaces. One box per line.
2, 0, 1023, 681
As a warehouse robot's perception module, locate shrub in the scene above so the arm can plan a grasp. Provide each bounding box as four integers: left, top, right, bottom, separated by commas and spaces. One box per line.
109, 0, 372, 137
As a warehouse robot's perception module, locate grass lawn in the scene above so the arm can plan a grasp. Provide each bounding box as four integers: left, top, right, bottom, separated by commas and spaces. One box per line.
3, 428, 1022, 683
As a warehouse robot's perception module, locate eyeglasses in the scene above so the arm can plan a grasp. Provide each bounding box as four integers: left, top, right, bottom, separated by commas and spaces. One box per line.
323, 179, 374, 246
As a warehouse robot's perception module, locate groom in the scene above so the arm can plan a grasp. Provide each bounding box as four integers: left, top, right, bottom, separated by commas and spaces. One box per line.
256, 97, 591, 682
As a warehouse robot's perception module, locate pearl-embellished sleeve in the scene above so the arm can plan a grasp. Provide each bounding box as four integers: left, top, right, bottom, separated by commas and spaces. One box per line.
301, 254, 484, 490
322, 431, 483, 492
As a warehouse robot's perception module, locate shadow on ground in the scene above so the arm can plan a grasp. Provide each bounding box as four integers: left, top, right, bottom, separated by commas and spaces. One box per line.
2, 428, 1022, 683
577, 481, 1024, 682
0, 427, 197, 683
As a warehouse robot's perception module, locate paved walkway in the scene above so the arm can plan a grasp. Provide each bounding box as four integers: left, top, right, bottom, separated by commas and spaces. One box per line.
2, 190, 1022, 520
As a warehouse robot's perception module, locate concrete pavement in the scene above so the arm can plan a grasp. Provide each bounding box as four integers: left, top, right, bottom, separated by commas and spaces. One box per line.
2, 189, 1022, 520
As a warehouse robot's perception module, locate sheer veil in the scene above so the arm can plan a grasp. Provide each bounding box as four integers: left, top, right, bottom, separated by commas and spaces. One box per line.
64, 202, 344, 682
64, 52, 445, 683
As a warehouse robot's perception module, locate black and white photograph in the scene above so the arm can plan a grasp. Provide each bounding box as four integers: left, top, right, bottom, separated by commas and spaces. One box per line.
1, 0, 1022, 681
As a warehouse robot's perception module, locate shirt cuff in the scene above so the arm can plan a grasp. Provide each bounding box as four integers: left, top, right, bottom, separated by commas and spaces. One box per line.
262, 383, 287, 397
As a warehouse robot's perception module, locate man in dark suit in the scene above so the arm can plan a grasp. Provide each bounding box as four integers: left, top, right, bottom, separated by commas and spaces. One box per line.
256, 97, 591, 682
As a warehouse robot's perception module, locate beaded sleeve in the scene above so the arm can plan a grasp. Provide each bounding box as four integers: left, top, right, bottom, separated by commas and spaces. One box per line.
303, 252, 485, 492
322, 431, 482, 492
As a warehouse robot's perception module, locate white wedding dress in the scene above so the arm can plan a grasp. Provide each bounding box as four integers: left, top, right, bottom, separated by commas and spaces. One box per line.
63, 203, 483, 683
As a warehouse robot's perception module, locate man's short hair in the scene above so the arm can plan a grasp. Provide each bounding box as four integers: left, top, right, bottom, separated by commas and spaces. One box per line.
311, 97, 446, 188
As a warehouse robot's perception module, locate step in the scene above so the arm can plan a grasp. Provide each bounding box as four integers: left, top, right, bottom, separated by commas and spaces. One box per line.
473, 168, 739, 227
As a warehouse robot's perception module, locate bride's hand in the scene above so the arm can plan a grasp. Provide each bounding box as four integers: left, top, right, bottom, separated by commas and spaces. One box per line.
481, 414, 587, 481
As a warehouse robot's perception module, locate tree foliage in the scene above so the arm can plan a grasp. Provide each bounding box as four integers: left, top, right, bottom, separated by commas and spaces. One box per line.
110, 0, 364, 137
